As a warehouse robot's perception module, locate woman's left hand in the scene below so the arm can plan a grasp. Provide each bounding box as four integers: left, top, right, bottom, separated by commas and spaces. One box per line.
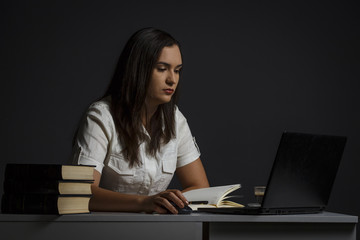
140, 189, 189, 214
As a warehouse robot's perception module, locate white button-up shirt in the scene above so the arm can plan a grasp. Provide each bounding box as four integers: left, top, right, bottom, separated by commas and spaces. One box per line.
72, 98, 200, 196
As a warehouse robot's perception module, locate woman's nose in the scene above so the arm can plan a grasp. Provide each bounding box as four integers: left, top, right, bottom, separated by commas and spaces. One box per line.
166, 72, 176, 85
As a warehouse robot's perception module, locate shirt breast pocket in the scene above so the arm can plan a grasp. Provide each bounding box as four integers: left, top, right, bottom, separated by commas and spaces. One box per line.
108, 154, 135, 186
155, 150, 177, 193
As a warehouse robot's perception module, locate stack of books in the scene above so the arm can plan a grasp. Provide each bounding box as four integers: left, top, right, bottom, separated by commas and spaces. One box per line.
1, 163, 94, 215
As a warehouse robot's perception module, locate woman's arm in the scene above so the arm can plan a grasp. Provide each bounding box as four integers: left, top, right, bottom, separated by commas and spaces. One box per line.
89, 170, 188, 214
176, 158, 210, 192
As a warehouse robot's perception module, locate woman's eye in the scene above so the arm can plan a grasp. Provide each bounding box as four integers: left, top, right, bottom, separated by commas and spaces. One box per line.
157, 68, 166, 72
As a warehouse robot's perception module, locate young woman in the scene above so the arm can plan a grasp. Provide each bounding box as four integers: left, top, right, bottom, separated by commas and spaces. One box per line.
72, 28, 209, 214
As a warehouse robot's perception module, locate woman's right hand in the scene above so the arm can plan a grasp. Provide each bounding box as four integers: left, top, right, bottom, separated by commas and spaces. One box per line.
140, 189, 189, 214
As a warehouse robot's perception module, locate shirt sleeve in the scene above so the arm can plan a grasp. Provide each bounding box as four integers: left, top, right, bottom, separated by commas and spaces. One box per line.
71, 102, 113, 173
175, 108, 201, 168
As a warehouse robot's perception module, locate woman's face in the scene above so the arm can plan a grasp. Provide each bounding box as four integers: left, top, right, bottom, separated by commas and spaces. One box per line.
146, 45, 182, 108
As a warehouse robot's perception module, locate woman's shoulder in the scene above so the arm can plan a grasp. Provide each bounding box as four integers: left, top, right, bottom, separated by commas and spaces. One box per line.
87, 96, 112, 118
174, 105, 188, 123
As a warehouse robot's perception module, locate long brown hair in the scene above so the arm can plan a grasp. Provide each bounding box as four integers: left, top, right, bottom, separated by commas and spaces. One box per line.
104, 28, 181, 167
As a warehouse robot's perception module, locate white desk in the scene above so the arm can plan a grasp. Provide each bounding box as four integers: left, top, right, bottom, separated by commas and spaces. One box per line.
0, 211, 357, 240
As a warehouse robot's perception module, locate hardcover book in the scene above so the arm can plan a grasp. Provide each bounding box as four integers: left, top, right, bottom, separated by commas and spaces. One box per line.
1, 194, 91, 215
3, 179, 92, 195
2, 163, 95, 215
4, 164, 94, 181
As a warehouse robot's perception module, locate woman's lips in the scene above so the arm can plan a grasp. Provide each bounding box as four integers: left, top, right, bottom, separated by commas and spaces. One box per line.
163, 89, 174, 94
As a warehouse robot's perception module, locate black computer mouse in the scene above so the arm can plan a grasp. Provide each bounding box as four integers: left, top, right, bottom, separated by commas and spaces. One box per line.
168, 201, 193, 214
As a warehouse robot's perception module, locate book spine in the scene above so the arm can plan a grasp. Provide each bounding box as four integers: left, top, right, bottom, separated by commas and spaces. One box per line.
3, 179, 93, 194
3, 179, 61, 194
1, 194, 60, 214
5, 164, 64, 180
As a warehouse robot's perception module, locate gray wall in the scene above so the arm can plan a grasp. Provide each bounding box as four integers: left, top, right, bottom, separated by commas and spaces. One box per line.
1, 0, 359, 236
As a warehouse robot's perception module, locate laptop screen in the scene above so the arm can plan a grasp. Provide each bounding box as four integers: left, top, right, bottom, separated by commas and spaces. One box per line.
262, 132, 347, 210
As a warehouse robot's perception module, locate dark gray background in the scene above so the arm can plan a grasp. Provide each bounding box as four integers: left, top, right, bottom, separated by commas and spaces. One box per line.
1, 0, 359, 235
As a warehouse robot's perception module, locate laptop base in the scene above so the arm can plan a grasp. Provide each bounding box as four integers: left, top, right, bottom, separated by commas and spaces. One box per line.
197, 207, 324, 215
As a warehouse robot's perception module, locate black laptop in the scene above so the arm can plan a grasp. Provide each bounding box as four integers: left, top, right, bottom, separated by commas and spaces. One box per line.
198, 132, 347, 215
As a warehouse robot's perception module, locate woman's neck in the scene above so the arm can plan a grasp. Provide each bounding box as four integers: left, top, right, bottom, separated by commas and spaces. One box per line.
142, 103, 158, 129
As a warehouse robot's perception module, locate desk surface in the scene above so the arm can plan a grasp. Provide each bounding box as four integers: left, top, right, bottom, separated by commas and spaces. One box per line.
0, 211, 357, 223
0, 211, 357, 240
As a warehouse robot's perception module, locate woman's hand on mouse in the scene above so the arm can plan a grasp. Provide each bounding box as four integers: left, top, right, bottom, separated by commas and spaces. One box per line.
140, 189, 189, 214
